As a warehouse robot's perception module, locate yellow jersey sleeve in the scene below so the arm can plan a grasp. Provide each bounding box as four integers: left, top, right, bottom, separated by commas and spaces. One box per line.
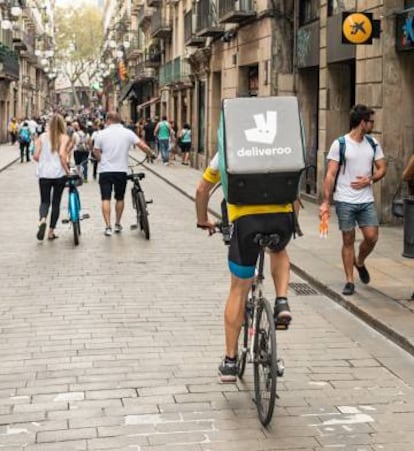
202, 153, 220, 184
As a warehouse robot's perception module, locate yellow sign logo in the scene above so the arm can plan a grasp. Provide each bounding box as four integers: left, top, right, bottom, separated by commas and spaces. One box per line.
342, 12, 373, 44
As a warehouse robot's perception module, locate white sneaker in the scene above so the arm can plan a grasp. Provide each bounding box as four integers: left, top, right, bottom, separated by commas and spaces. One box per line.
114, 223, 123, 233
104, 227, 113, 236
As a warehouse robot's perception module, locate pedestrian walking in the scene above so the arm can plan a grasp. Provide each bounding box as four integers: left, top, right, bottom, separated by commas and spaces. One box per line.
143, 118, 156, 153
72, 121, 90, 182
169, 120, 178, 161
178, 123, 192, 165
33, 114, 71, 241
18, 121, 32, 163
92, 112, 152, 236
89, 121, 104, 180
154, 116, 171, 165
320, 104, 387, 295
402, 154, 414, 300
8, 118, 18, 145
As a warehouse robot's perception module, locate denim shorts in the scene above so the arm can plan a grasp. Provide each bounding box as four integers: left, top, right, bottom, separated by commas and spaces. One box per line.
335, 201, 379, 231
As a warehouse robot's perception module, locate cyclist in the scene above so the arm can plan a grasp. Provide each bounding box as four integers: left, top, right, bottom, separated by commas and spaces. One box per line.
92, 112, 153, 236
196, 153, 294, 382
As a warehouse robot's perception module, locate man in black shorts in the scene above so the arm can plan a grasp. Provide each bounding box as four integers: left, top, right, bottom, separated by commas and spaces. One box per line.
93, 112, 152, 236
196, 153, 294, 382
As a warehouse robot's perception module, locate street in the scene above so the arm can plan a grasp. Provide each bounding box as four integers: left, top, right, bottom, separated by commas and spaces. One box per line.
1, 159, 414, 451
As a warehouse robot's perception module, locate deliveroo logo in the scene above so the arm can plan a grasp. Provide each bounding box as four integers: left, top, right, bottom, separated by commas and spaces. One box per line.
245, 111, 277, 144
238, 110, 292, 157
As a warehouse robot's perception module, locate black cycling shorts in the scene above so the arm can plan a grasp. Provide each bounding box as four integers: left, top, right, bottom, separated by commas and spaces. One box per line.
99, 172, 127, 201
228, 213, 293, 279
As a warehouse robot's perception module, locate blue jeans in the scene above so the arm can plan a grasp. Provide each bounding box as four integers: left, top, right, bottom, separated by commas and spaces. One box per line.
335, 201, 379, 231
158, 139, 169, 163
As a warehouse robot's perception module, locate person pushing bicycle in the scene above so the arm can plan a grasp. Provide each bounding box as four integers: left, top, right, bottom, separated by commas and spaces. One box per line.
196, 152, 294, 383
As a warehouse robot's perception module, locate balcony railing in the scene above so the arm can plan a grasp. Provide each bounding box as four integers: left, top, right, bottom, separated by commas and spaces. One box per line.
184, 9, 206, 47
218, 0, 256, 23
138, 5, 153, 26
125, 36, 143, 60
159, 57, 191, 86
197, 0, 224, 37
0, 43, 19, 80
136, 62, 157, 81
12, 30, 35, 53
151, 8, 172, 39
143, 48, 162, 67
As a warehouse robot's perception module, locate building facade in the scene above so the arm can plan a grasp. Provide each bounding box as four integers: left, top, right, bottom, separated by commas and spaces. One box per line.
102, 0, 414, 223
0, 0, 55, 143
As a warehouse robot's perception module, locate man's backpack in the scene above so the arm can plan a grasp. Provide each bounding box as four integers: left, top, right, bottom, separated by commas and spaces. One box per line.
19, 127, 31, 144
333, 135, 378, 192
76, 132, 89, 153
217, 96, 306, 205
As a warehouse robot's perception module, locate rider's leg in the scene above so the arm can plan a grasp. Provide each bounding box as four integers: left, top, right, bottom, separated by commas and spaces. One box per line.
224, 275, 253, 358
269, 249, 290, 298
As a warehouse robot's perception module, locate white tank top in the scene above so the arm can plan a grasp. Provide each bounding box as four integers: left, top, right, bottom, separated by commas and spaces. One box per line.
37, 133, 66, 179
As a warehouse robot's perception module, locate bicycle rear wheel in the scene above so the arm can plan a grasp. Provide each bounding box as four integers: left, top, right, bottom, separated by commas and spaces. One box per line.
137, 191, 150, 240
73, 220, 80, 246
237, 309, 249, 379
253, 298, 277, 426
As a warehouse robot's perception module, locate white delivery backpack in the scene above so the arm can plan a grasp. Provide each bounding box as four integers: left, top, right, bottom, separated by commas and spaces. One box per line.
218, 96, 306, 205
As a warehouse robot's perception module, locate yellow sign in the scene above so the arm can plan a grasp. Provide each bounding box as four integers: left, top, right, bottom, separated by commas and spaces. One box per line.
342, 12, 373, 44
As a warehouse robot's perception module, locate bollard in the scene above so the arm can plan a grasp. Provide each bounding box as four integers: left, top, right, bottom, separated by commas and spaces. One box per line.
403, 198, 414, 258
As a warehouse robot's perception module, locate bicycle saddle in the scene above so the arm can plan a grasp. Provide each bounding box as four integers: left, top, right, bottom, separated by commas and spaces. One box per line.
127, 172, 145, 181
253, 233, 281, 248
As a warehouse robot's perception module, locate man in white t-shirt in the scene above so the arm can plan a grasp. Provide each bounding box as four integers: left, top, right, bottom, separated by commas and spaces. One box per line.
320, 104, 387, 296
93, 112, 152, 236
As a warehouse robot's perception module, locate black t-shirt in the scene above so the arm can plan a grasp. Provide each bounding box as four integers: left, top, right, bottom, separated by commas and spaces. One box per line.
144, 122, 155, 142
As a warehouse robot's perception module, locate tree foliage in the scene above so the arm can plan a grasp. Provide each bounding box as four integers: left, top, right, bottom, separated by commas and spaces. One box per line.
55, 3, 103, 106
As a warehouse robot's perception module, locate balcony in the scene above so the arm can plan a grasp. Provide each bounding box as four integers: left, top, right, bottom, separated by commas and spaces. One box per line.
135, 63, 157, 81
147, 0, 161, 6
143, 48, 162, 68
218, 0, 256, 23
125, 36, 143, 60
184, 10, 206, 47
0, 44, 19, 81
197, 0, 224, 37
12, 30, 35, 53
159, 56, 191, 87
151, 8, 171, 39
138, 5, 153, 27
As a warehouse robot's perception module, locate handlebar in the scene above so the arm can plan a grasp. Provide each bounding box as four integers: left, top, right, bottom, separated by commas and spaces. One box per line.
197, 221, 231, 245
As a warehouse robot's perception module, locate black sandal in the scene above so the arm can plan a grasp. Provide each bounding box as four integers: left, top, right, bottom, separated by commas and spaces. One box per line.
37, 222, 46, 241
47, 234, 59, 240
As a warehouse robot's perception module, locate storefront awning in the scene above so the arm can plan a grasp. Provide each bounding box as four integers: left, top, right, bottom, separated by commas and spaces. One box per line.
120, 82, 135, 102
137, 97, 160, 110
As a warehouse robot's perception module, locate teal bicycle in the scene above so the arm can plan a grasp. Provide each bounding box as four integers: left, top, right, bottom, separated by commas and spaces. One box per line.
62, 172, 89, 246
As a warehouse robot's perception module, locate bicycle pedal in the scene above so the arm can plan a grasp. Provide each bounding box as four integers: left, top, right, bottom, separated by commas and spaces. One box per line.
146, 199, 153, 204
275, 323, 289, 331
62, 219, 69, 224
81, 213, 90, 220
130, 224, 138, 230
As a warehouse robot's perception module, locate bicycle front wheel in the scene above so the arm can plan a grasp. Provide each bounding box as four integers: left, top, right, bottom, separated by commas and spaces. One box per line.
137, 192, 150, 240
73, 220, 80, 246
253, 298, 277, 427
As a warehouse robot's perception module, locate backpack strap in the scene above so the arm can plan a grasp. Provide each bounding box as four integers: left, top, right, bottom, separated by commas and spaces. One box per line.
333, 136, 346, 192
365, 134, 378, 175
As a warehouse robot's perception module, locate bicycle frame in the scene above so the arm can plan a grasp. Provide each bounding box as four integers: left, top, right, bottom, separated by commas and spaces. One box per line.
68, 182, 81, 222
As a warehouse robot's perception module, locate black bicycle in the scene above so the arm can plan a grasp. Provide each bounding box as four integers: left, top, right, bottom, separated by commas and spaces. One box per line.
213, 220, 285, 427
128, 169, 152, 240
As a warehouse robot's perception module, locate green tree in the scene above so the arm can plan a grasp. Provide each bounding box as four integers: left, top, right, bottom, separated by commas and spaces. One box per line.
55, 3, 103, 108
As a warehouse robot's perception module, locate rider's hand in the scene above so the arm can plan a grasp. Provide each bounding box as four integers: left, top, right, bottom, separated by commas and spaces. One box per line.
350, 175, 371, 190
319, 201, 330, 219
197, 220, 216, 235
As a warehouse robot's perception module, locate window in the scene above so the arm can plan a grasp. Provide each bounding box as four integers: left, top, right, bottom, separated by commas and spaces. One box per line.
299, 0, 319, 25
405, 0, 414, 8
328, 0, 356, 16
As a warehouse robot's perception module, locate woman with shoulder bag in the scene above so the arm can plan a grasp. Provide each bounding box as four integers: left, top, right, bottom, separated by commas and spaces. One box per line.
178, 123, 192, 166
33, 114, 71, 241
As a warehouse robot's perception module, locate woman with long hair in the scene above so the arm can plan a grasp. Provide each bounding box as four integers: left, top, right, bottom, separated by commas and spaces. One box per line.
33, 114, 71, 241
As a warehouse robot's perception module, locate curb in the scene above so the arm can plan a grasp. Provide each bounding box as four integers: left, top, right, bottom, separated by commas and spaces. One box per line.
0, 158, 19, 173
140, 159, 414, 357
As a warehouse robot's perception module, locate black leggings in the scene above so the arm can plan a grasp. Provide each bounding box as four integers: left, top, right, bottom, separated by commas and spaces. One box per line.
39, 177, 67, 229
20, 142, 30, 162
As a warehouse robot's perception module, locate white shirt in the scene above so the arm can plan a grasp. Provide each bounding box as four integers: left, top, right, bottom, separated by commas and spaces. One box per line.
94, 124, 139, 174
327, 134, 384, 204
37, 133, 66, 179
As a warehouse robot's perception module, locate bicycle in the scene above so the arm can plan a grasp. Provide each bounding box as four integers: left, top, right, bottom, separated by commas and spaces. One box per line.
213, 221, 285, 427
128, 167, 152, 240
61, 168, 89, 246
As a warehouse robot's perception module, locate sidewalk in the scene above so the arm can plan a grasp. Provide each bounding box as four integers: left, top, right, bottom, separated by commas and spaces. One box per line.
0, 142, 20, 170
135, 151, 414, 356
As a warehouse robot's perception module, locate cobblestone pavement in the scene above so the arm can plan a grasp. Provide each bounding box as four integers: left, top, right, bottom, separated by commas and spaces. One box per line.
1, 159, 414, 451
